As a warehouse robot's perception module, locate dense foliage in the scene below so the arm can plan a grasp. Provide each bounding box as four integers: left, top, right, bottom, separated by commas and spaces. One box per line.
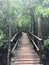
0, 0, 49, 65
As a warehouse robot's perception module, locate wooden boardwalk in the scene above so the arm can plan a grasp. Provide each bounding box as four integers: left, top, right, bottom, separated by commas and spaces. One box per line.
11, 32, 43, 65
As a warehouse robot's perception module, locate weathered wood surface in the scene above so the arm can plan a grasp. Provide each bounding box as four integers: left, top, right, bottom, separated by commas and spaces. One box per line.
11, 32, 43, 65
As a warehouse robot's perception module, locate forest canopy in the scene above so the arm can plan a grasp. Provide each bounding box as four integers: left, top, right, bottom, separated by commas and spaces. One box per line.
0, 0, 49, 42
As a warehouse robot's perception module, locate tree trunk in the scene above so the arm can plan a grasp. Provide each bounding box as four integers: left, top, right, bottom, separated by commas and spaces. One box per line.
38, 17, 42, 38
38, 17, 42, 63
8, 18, 12, 65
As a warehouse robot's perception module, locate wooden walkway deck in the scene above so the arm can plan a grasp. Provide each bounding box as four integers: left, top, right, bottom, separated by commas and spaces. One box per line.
11, 32, 43, 65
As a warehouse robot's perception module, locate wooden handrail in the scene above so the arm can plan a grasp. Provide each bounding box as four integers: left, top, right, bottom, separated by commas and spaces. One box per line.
10, 31, 22, 50
10, 33, 18, 42
11, 40, 18, 52
29, 36, 39, 51
28, 31, 42, 41
27, 31, 44, 63
10, 31, 21, 43
7, 31, 22, 65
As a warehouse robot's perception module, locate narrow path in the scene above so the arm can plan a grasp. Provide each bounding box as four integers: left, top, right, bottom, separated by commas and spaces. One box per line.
11, 32, 43, 65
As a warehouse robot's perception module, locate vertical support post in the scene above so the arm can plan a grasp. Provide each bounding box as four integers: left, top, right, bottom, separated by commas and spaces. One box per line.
40, 40, 44, 63
38, 17, 42, 63
7, 18, 12, 65
39, 40, 42, 63
38, 17, 42, 38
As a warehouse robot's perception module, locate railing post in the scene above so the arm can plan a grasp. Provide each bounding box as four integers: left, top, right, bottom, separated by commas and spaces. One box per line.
39, 40, 43, 63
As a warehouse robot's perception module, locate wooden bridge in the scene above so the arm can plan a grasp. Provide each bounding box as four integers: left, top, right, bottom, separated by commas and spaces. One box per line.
0, 31, 43, 65
9, 31, 43, 65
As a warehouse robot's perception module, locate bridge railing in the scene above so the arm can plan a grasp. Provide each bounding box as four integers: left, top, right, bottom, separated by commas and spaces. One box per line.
7, 31, 22, 65
10, 31, 22, 51
27, 31, 44, 63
